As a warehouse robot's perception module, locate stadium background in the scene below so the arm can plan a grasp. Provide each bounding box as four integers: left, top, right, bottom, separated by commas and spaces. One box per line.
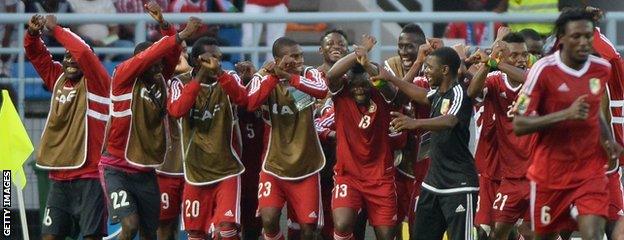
2, 0, 624, 239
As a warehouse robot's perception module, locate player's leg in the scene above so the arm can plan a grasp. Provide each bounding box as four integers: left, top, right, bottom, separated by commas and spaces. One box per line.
578, 215, 607, 240
612, 216, 624, 239
491, 178, 531, 240
75, 179, 108, 240
394, 173, 412, 240
157, 175, 184, 240
606, 168, 624, 239
332, 175, 363, 240
574, 175, 610, 240
213, 176, 242, 240
411, 188, 446, 240
441, 192, 477, 240
258, 172, 286, 240
102, 167, 141, 240
182, 184, 214, 240
363, 179, 397, 240
286, 174, 322, 240
517, 220, 535, 240
41, 181, 74, 240
133, 171, 160, 240
475, 175, 498, 239
354, 209, 368, 240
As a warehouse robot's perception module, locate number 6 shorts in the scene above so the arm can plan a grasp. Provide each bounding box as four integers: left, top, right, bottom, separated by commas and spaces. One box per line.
41, 179, 108, 238
530, 176, 609, 234
102, 166, 160, 233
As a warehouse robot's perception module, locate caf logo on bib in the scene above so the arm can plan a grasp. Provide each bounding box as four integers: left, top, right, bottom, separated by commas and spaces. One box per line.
440, 99, 450, 115
515, 93, 530, 115
589, 78, 600, 95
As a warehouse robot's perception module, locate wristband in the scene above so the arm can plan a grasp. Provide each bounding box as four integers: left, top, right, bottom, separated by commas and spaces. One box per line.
487, 58, 499, 69
372, 79, 387, 88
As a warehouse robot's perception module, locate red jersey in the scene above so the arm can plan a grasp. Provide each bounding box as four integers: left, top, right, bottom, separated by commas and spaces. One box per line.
480, 71, 535, 179
314, 102, 335, 143
102, 27, 181, 172
25, 27, 110, 180
519, 52, 612, 189
332, 88, 394, 181
593, 28, 624, 169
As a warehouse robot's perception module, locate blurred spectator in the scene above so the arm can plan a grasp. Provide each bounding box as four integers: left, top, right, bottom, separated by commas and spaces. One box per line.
519, 28, 544, 58
113, 0, 171, 42
443, 0, 502, 45
498, 0, 559, 36
0, 0, 18, 77
169, 0, 210, 44
67, 0, 135, 61
25, 0, 72, 13
241, 0, 288, 61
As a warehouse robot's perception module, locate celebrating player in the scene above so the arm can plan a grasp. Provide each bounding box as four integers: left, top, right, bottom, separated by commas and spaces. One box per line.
512, 8, 621, 240
466, 32, 534, 240
247, 37, 328, 240
325, 34, 400, 240
27, 14, 110, 240
168, 36, 248, 240
99, 16, 200, 239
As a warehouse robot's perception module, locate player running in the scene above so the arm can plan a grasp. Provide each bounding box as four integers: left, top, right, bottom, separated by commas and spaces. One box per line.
513, 8, 622, 240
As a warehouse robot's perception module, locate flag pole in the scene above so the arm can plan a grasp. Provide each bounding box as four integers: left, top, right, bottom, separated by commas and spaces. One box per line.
16, 187, 29, 240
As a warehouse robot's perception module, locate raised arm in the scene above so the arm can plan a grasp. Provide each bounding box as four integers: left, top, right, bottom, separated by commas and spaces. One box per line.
326, 35, 377, 93
246, 73, 279, 111
24, 14, 63, 90
288, 67, 328, 99
167, 77, 201, 118
46, 15, 109, 96
113, 17, 201, 90
371, 67, 430, 106
145, 1, 181, 80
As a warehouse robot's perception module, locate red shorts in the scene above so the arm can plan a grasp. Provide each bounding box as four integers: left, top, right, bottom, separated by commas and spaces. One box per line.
182, 176, 241, 233
530, 176, 609, 234
608, 168, 624, 221
493, 177, 530, 224
396, 172, 415, 223
157, 174, 185, 221
257, 172, 322, 225
332, 175, 397, 227
475, 175, 501, 226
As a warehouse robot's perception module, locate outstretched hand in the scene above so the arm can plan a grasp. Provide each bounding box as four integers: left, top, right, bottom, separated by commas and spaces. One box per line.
360, 34, 377, 52
390, 111, 420, 131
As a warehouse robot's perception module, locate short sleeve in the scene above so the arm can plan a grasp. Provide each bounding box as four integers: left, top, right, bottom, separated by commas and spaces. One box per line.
515, 65, 545, 116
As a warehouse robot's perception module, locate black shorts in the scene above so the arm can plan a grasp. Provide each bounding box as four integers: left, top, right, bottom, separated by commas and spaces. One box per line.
102, 167, 160, 233
41, 179, 107, 238
411, 188, 478, 240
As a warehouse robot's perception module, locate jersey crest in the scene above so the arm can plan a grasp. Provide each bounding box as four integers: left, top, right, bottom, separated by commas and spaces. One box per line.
590, 78, 601, 95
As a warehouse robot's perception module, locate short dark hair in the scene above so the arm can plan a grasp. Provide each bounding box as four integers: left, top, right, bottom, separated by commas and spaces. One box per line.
320, 29, 349, 45
401, 23, 426, 43
519, 28, 542, 41
272, 37, 299, 58
554, 8, 595, 37
190, 37, 220, 67
134, 41, 154, 55
430, 47, 461, 77
502, 32, 526, 44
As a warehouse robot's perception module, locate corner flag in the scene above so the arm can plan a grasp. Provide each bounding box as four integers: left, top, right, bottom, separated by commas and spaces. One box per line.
0, 89, 33, 189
